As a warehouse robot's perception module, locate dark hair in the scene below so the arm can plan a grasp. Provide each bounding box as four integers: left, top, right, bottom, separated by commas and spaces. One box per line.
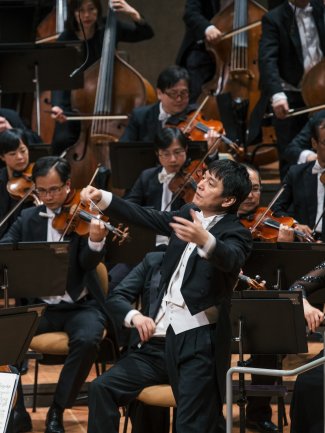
241, 163, 261, 185
0, 128, 29, 156
156, 65, 190, 92
207, 159, 252, 213
311, 114, 325, 142
155, 128, 188, 151
32, 156, 71, 183
66, 0, 103, 33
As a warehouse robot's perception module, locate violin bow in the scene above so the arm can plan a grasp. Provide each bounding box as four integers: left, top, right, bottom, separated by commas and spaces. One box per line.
264, 103, 325, 119
250, 185, 286, 234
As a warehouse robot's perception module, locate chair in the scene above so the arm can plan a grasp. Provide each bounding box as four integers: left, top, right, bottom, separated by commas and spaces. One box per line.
122, 384, 176, 433
29, 262, 119, 412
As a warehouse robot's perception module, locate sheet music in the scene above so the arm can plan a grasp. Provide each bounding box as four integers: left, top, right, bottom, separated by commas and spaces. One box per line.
0, 372, 19, 433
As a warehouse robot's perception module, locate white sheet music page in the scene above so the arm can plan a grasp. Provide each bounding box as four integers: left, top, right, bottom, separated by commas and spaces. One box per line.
0, 371, 19, 433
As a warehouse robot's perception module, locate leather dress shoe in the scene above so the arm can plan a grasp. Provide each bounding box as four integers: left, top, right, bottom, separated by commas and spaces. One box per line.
45, 405, 65, 433
13, 409, 32, 433
246, 419, 279, 432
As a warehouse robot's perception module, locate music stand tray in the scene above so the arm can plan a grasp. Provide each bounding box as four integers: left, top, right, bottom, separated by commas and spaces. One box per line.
0, 242, 69, 298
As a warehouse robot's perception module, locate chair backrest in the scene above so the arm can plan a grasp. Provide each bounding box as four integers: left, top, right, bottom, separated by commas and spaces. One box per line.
96, 262, 109, 296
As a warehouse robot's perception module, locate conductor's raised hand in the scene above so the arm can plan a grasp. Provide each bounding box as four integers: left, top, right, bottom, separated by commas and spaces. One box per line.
132, 313, 156, 342
80, 185, 103, 205
169, 209, 209, 247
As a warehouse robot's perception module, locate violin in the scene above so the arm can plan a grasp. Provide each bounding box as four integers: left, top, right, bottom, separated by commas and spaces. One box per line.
240, 207, 314, 243
168, 160, 206, 206
238, 273, 266, 290
6, 164, 41, 205
52, 189, 130, 244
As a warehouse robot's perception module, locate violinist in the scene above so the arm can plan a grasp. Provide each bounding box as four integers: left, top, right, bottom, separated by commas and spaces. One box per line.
248, 0, 325, 179
1, 156, 108, 433
0, 129, 34, 239
120, 65, 197, 142
272, 115, 325, 241
51, 0, 154, 155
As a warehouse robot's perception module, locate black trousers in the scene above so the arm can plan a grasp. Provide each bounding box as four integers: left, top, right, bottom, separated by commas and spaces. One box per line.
166, 325, 225, 433
35, 300, 106, 408
87, 338, 170, 433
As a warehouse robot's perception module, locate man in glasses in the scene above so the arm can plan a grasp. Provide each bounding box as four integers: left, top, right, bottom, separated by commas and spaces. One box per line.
1, 156, 108, 433
120, 65, 195, 142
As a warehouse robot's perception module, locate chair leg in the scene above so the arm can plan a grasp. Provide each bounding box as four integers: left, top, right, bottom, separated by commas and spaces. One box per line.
32, 359, 39, 413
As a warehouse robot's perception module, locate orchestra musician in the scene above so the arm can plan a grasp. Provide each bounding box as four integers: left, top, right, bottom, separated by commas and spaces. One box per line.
1, 157, 108, 433
272, 114, 325, 241
51, 0, 154, 155
248, 0, 325, 180
81, 159, 253, 433
284, 109, 325, 166
0, 129, 34, 239
89, 251, 171, 433
0, 108, 41, 146
119, 65, 197, 142
289, 263, 325, 433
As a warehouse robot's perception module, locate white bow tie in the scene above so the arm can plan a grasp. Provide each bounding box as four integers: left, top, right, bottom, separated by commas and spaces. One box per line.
158, 171, 175, 184
312, 161, 325, 175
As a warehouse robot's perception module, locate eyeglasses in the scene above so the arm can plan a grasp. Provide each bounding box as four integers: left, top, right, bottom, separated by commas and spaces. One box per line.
163, 89, 189, 100
158, 149, 186, 159
35, 183, 66, 197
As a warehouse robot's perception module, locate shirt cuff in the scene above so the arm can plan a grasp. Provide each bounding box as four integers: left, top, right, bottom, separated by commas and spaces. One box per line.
205, 25, 216, 35
297, 149, 316, 164
124, 309, 141, 327
271, 92, 287, 105
197, 232, 216, 258
88, 237, 106, 251
95, 190, 113, 211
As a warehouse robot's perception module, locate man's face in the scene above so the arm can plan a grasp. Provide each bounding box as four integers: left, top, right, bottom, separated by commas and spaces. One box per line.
238, 169, 261, 215
313, 127, 325, 167
157, 79, 189, 115
193, 170, 235, 217
0, 141, 29, 174
35, 168, 70, 211
157, 139, 187, 174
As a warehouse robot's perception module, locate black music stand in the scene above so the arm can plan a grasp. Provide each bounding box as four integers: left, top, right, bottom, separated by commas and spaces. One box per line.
0, 242, 69, 302
0, 42, 83, 133
242, 241, 325, 290
109, 141, 208, 189
231, 290, 308, 433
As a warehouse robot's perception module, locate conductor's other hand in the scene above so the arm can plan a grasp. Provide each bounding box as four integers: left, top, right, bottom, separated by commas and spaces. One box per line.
80, 186, 103, 205
132, 313, 156, 342
51, 106, 67, 123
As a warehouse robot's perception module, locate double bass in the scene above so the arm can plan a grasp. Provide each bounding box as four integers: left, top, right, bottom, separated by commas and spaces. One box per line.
64, 3, 156, 188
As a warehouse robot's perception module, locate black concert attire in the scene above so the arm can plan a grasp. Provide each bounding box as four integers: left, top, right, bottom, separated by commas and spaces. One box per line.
248, 0, 325, 179
96, 193, 252, 433
51, 19, 154, 155
284, 109, 325, 165
88, 252, 170, 433
272, 161, 325, 241
289, 261, 325, 433
119, 102, 197, 142
0, 108, 41, 146
0, 206, 107, 411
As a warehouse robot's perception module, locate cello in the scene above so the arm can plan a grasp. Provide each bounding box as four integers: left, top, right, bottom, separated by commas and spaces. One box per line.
64, 2, 156, 188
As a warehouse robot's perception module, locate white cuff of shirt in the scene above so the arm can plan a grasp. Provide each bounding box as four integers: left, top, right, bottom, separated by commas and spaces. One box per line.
271, 92, 287, 105
124, 309, 141, 327
88, 237, 106, 251
205, 25, 216, 36
95, 190, 113, 211
297, 149, 316, 164
197, 232, 216, 258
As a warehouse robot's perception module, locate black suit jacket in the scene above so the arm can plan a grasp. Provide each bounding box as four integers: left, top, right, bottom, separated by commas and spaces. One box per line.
248, 0, 325, 143
106, 251, 164, 347
0, 206, 106, 300
176, 0, 220, 65
105, 195, 252, 398
272, 162, 319, 229
124, 166, 185, 211
284, 110, 325, 164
